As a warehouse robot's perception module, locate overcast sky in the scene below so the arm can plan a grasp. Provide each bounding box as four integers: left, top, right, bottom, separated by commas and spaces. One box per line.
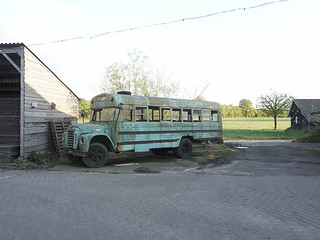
2, 0, 319, 105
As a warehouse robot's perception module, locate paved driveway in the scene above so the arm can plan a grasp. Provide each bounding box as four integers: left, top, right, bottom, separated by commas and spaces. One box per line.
0, 141, 319, 240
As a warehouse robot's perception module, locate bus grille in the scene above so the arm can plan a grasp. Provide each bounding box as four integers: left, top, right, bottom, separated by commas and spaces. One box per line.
67, 130, 75, 148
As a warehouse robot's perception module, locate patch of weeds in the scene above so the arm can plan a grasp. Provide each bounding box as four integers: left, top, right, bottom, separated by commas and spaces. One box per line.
0, 158, 27, 169
191, 151, 206, 157
193, 144, 238, 168
133, 167, 160, 174
27, 152, 54, 165
109, 171, 120, 174
0, 152, 56, 170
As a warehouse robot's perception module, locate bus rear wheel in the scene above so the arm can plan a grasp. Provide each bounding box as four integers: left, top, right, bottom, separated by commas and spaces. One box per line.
173, 138, 193, 159
83, 143, 109, 168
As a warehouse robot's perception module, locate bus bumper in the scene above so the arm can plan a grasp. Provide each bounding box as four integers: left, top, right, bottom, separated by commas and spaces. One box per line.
65, 148, 87, 157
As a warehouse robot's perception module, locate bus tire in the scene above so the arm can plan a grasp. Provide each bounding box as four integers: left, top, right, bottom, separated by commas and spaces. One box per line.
83, 143, 109, 168
173, 138, 193, 159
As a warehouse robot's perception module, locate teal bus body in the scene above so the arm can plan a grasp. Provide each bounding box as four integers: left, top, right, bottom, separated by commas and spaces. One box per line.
63, 93, 222, 167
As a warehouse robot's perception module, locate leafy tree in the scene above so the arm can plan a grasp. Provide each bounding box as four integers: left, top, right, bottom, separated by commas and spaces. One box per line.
256, 91, 294, 130
255, 109, 267, 117
78, 98, 91, 121
220, 104, 242, 117
239, 99, 255, 117
100, 50, 179, 97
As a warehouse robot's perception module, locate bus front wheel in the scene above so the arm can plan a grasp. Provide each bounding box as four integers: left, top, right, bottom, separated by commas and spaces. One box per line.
173, 138, 193, 159
83, 143, 109, 168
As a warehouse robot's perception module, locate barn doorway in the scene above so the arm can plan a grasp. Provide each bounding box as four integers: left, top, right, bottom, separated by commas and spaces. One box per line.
0, 52, 21, 158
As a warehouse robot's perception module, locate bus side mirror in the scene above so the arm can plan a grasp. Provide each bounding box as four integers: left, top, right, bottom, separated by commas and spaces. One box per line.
80, 110, 86, 118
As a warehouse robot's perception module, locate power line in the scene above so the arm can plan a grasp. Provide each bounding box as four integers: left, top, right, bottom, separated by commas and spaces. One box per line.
29, 0, 288, 47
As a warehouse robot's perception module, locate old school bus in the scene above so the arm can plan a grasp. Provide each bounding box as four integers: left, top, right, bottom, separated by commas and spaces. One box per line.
63, 92, 222, 167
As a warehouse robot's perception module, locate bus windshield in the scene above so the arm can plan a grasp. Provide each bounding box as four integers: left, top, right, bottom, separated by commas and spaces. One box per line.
92, 108, 119, 122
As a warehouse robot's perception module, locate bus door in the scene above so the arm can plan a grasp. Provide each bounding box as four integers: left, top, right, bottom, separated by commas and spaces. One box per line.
116, 107, 135, 151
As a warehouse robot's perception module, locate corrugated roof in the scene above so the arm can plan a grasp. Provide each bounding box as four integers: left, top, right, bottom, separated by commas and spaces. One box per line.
0, 42, 79, 100
290, 99, 320, 123
0, 43, 24, 47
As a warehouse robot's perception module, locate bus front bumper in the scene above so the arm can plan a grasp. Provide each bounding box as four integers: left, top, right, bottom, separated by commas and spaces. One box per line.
65, 148, 87, 157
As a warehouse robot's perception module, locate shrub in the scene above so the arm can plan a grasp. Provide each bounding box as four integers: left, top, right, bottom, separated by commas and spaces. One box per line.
297, 125, 320, 142
27, 152, 54, 165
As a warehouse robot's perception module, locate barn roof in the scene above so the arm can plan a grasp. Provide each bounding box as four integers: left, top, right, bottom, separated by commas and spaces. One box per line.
289, 99, 320, 123
0, 42, 79, 100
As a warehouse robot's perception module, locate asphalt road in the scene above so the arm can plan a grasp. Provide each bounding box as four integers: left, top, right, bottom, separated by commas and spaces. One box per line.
0, 141, 319, 240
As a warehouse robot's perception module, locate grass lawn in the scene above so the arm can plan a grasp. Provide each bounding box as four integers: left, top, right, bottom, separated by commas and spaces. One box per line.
223, 117, 307, 140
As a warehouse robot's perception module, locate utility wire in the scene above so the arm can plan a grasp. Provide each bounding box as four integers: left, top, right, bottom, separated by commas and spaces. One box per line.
29, 0, 288, 46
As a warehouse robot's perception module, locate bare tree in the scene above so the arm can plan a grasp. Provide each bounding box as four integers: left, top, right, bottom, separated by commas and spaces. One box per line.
193, 82, 210, 101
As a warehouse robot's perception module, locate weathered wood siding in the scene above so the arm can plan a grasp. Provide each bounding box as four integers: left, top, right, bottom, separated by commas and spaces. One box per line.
23, 48, 78, 155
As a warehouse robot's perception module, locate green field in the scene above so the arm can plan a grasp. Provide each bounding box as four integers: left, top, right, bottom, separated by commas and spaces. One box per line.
222, 117, 307, 140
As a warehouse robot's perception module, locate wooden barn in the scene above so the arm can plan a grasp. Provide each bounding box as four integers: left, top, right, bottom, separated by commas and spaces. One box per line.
289, 99, 320, 131
0, 43, 79, 159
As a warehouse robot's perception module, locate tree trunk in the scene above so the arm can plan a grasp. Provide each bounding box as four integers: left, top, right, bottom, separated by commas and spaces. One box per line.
274, 116, 277, 130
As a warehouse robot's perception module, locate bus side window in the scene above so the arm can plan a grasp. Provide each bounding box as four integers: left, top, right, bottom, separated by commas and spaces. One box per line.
161, 108, 171, 121
192, 110, 201, 122
126, 109, 133, 121
202, 109, 211, 121
136, 107, 147, 121
182, 109, 192, 122
172, 108, 182, 122
148, 106, 160, 122
211, 110, 218, 121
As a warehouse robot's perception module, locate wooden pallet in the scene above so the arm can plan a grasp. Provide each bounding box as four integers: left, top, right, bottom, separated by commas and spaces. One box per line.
50, 121, 71, 157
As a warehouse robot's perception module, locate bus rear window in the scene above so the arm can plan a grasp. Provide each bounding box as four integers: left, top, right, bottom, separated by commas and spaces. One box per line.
211, 110, 218, 121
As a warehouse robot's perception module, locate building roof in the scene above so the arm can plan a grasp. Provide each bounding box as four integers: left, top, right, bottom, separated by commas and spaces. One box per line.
0, 43, 79, 100
289, 99, 320, 123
